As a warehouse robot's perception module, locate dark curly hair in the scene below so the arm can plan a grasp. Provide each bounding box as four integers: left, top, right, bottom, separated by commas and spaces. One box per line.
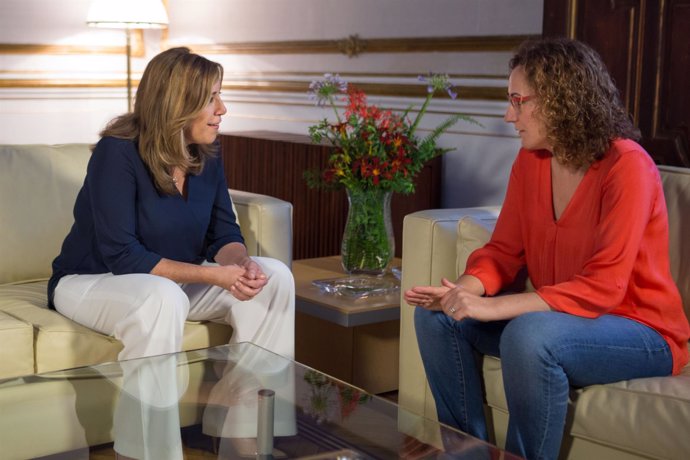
510, 38, 640, 168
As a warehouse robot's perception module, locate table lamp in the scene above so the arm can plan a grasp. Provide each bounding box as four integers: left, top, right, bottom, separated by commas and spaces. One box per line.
87, 0, 169, 112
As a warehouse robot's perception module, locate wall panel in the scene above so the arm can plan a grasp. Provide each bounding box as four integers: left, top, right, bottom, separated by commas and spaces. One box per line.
544, 0, 690, 166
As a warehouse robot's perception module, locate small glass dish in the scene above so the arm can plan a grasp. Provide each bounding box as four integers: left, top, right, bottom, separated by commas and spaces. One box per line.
312, 276, 400, 299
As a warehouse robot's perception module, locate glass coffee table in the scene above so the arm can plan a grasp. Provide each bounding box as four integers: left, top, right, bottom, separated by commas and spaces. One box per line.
0, 343, 517, 459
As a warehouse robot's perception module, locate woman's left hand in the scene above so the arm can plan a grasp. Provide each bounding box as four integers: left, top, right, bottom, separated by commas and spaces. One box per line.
440, 278, 497, 322
404, 285, 450, 310
231, 259, 268, 301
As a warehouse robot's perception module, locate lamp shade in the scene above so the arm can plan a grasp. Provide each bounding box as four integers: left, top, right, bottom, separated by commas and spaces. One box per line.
86, 0, 169, 29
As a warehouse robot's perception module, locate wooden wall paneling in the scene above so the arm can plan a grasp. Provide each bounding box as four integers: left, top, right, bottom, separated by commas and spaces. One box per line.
542, 0, 575, 38
543, 0, 690, 167
219, 132, 441, 260
576, 0, 642, 117
636, 0, 664, 163
645, 0, 690, 166
220, 131, 346, 260
542, 0, 642, 122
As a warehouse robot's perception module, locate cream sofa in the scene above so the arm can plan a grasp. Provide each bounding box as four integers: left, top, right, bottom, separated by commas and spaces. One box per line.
399, 164, 690, 459
0, 143, 293, 380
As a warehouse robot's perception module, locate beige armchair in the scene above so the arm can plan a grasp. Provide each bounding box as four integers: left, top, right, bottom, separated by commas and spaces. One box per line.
399, 165, 690, 459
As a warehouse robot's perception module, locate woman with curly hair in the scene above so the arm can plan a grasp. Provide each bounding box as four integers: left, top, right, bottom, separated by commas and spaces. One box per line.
406, 38, 689, 459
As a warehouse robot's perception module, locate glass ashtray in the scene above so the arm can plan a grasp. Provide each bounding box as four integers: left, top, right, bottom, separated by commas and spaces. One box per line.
312, 275, 400, 299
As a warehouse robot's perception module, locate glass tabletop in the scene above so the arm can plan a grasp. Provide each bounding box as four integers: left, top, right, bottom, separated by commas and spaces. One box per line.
0, 343, 517, 459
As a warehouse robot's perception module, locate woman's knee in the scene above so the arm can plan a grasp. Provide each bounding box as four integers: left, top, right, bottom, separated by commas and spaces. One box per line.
414, 307, 463, 341
499, 311, 564, 360
414, 306, 439, 338
109, 276, 190, 357
256, 257, 294, 290
143, 276, 190, 319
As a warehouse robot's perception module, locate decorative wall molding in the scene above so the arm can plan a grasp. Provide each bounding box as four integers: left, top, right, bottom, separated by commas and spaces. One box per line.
0, 44, 121, 55
0, 34, 536, 58
190, 34, 538, 56
0, 30, 146, 56
221, 80, 507, 101
0, 77, 507, 101
0, 79, 122, 88
0, 33, 528, 99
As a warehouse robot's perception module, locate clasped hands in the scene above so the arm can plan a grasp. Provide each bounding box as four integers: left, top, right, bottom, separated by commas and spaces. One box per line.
404, 277, 494, 322
218, 259, 268, 301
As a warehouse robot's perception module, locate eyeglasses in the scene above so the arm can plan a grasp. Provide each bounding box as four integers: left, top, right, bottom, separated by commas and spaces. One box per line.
507, 93, 533, 110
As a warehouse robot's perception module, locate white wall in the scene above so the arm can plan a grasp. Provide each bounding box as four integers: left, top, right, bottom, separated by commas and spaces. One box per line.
0, 0, 543, 207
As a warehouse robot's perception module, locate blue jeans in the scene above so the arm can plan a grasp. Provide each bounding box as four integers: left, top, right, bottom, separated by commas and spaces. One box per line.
414, 309, 673, 460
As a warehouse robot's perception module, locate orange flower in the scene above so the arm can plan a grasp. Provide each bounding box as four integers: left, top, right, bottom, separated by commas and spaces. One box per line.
305, 73, 478, 194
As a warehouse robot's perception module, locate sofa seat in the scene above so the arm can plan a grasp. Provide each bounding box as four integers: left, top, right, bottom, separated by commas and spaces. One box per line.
0, 281, 234, 375
0, 309, 33, 378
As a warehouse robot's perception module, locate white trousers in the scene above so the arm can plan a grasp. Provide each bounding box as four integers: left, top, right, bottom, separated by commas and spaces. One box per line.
53, 257, 295, 360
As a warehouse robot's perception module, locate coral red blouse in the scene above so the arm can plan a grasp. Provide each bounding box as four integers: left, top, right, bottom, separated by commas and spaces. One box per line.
465, 139, 690, 375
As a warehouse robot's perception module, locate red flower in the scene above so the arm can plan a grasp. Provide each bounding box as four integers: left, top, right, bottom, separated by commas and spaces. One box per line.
306, 73, 475, 194
323, 169, 336, 183
345, 87, 367, 119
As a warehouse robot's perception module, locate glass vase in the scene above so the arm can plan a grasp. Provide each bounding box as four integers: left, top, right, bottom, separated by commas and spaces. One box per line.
341, 187, 394, 276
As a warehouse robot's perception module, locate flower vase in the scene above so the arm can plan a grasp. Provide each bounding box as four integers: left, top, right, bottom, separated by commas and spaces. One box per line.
341, 188, 394, 276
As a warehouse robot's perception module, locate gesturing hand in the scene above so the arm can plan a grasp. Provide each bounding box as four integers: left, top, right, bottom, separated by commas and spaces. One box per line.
404, 284, 451, 311
440, 278, 496, 321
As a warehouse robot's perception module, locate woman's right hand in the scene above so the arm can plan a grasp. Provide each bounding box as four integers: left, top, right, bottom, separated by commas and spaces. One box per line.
151, 258, 251, 298
212, 264, 248, 292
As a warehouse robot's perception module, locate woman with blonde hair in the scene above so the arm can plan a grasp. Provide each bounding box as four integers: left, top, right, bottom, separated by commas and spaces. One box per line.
49, 47, 294, 361
406, 38, 689, 459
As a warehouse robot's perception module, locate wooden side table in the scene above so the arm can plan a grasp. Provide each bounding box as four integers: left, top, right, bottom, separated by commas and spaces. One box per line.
292, 256, 401, 394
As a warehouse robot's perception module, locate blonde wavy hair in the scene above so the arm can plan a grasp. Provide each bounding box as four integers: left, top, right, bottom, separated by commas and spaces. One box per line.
510, 38, 639, 169
100, 47, 224, 194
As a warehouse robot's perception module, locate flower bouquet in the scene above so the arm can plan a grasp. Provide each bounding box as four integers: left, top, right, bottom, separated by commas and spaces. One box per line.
305, 73, 479, 275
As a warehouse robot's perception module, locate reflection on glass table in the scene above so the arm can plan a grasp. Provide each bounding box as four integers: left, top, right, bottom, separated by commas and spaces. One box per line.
0, 342, 521, 459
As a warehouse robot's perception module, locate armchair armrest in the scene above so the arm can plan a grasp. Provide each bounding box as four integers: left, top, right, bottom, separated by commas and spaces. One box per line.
399, 206, 500, 420
229, 189, 293, 268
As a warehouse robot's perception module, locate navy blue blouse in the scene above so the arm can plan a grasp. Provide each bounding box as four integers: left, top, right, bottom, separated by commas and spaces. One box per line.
48, 137, 244, 307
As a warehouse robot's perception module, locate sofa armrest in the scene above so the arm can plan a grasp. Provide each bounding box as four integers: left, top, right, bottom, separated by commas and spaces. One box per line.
229, 189, 293, 268
398, 206, 500, 420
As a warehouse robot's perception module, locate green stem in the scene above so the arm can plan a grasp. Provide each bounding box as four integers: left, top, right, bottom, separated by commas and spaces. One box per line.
328, 94, 342, 124
409, 92, 433, 136
341, 188, 394, 275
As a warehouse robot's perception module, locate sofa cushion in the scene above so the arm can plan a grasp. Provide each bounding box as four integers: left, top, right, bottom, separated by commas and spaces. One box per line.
0, 281, 233, 376
456, 216, 536, 293
0, 144, 91, 284
483, 353, 690, 458
0, 310, 34, 379
456, 215, 496, 277
570, 363, 690, 458
230, 189, 294, 265
0, 282, 122, 374
659, 165, 690, 318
